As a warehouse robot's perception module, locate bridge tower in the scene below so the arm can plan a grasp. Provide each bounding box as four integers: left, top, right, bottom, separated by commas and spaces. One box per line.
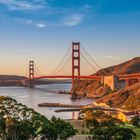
28, 61, 34, 88
72, 42, 80, 89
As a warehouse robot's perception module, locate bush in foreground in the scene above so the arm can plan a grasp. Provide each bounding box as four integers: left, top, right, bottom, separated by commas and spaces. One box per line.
0, 96, 76, 140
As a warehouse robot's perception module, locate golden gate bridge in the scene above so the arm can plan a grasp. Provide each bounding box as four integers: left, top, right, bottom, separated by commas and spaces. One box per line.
19, 42, 140, 90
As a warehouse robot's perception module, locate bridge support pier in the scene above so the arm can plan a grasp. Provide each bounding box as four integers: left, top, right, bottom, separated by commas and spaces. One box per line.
28, 80, 34, 88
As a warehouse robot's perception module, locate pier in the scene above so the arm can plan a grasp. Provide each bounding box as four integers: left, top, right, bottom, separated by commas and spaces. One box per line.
38, 103, 84, 108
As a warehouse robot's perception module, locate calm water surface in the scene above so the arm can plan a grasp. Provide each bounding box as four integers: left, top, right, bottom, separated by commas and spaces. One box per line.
0, 84, 93, 119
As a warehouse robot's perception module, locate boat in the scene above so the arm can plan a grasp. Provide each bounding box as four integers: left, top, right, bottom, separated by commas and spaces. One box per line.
57, 90, 69, 94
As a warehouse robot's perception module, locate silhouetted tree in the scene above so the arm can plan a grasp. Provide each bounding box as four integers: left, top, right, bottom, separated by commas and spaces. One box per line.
131, 116, 140, 127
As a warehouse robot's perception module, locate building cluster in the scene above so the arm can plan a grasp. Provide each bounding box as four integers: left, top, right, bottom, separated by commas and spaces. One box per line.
76, 102, 140, 122
102, 74, 139, 90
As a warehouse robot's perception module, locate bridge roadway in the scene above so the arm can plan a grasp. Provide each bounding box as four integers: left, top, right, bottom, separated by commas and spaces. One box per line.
29, 75, 102, 80
29, 73, 140, 81
118, 73, 140, 80
24, 73, 140, 88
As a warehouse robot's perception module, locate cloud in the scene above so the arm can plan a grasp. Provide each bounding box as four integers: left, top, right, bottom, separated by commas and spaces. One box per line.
62, 14, 84, 26
83, 4, 93, 12
23, 20, 33, 24
0, 1, 93, 28
35, 23, 46, 28
18, 14, 83, 28
1, 1, 94, 28
19, 19, 47, 28
0, 0, 45, 11
106, 55, 119, 60
18, 19, 33, 25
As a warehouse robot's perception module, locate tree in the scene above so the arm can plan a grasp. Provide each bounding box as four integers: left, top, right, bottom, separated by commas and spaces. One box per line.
112, 127, 136, 140
51, 116, 77, 140
43, 122, 58, 140
131, 116, 140, 127
0, 115, 6, 140
83, 110, 123, 126
1, 117, 36, 140
82, 109, 136, 140
89, 120, 136, 140
38, 116, 77, 140
0, 96, 76, 140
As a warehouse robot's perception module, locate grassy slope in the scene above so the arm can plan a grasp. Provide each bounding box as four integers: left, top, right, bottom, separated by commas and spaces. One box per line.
125, 124, 140, 140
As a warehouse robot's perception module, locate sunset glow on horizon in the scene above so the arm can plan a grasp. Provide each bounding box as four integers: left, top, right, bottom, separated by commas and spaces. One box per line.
0, 0, 140, 76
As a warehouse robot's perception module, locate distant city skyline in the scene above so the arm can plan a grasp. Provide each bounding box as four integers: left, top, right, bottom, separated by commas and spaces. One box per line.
0, 0, 140, 76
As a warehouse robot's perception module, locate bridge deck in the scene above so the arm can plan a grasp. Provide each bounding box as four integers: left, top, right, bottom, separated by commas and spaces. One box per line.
29, 75, 102, 80
27, 73, 140, 81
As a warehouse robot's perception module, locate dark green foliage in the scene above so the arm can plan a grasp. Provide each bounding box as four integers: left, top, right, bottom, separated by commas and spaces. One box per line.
131, 116, 140, 127
82, 109, 136, 140
111, 127, 136, 140
0, 117, 34, 140
89, 120, 136, 140
40, 116, 77, 140
51, 116, 77, 140
44, 123, 58, 140
0, 96, 76, 140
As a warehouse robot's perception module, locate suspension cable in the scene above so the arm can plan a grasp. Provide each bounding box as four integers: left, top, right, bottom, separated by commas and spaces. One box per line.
53, 55, 72, 75
34, 63, 43, 76
25, 63, 29, 78
80, 52, 98, 72
49, 45, 71, 75
81, 44, 107, 75
34, 70, 40, 76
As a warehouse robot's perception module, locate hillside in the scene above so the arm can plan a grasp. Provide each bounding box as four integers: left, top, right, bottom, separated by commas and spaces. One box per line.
73, 57, 140, 99
0, 75, 71, 86
0, 75, 26, 80
96, 82, 140, 111
0, 75, 26, 86
95, 57, 140, 75
73, 80, 111, 98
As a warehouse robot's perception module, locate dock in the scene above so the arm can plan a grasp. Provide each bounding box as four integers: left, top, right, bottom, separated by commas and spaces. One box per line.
38, 103, 84, 108
55, 108, 81, 112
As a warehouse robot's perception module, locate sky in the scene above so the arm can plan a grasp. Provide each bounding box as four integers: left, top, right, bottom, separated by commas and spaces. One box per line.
0, 0, 140, 76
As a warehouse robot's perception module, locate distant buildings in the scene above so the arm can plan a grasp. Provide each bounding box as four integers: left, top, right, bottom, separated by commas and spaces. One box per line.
78, 102, 140, 122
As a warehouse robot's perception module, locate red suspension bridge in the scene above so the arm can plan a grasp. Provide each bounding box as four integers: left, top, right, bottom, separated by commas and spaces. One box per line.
21, 42, 140, 90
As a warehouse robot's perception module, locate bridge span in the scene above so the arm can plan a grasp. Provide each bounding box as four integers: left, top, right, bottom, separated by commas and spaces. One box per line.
20, 42, 140, 91
30, 75, 101, 80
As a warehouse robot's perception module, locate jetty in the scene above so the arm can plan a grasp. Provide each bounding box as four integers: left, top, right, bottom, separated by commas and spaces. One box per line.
38, 103, 84, 108
54, 107, 127, 113
55, 108, 81, 112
